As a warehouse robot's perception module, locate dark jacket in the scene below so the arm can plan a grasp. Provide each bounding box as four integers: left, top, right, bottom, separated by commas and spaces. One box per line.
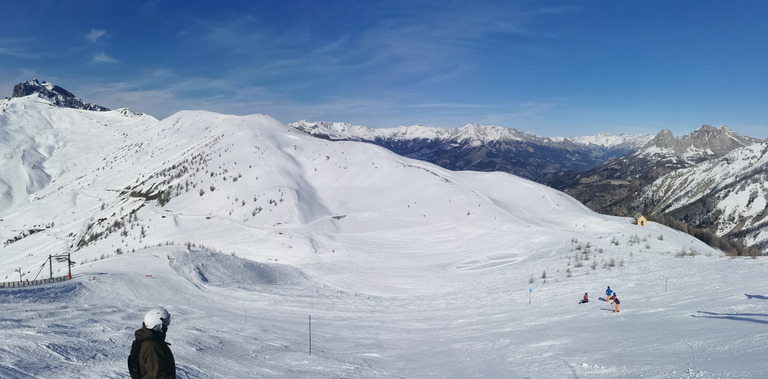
134, 325, 176, 379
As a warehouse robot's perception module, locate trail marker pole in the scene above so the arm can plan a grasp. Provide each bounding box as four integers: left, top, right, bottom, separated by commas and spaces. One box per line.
529, 288, 532, 304
665, 277, 668, 293
309, 315, 312, 356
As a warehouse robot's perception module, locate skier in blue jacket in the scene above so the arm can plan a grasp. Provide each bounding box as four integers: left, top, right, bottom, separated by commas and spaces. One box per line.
605, 286, 613, 301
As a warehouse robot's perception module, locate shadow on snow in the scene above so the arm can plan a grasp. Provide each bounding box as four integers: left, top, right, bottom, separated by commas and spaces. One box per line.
691, 311, 768, 325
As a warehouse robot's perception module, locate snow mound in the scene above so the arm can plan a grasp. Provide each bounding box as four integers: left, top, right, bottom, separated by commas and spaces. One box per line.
170, 249, 310, 287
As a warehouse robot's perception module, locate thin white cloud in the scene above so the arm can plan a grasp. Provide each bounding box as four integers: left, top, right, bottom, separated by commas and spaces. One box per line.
0, 38, 38, 58
86, 29, 107, 43
92, 52, 118, 64
75, 74, 282, 119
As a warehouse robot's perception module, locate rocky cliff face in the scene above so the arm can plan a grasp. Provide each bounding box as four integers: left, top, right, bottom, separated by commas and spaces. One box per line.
11, 79, 109, 111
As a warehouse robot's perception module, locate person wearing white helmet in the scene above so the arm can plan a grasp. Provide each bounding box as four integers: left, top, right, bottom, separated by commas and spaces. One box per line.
130, 307, 176, 378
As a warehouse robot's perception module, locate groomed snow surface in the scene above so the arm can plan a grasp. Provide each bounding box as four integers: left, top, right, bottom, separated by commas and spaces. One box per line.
3, 224, 768, 378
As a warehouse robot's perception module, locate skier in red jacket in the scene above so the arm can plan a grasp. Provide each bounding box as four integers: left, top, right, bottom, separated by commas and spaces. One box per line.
579, 292, 589, 304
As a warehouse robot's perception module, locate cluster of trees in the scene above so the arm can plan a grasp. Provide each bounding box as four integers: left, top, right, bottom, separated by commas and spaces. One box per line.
647, 214, 759, 257
3, 224, 51, 247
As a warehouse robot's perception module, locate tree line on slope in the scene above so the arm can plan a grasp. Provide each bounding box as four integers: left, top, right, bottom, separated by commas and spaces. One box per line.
646, 214, 760, 257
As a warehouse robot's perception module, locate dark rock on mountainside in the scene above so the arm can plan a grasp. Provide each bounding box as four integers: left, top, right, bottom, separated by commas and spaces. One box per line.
11, 79, 110, 112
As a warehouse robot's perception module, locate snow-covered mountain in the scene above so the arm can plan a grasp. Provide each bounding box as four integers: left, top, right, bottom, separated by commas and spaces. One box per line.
0, 88, 154, 215
633, 142, 768, 250
2, 82, 768, 378
289, 120, 651, 180
545, 125, 767, 252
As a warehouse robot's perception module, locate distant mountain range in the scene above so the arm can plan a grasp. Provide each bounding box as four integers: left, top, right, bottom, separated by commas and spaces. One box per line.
289, 120, 652, 181
547, 125, 762, 213
288, 121, 767, 253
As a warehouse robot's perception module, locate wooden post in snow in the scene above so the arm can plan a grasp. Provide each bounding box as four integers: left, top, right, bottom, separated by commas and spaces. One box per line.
309, 315, 312, 356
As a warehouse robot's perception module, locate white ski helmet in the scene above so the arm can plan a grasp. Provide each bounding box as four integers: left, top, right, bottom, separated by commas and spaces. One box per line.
144, 307, 171, 331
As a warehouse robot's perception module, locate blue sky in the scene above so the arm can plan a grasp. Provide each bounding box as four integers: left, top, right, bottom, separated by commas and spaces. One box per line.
2, 1, 767, 138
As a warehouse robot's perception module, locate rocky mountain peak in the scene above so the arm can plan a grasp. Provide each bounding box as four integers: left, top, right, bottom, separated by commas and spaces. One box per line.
688, 124, 734, 140
645, 129, 676, 148
683, 124, 757, 155
642, 125, 758, 160
11, 79, 110, 112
